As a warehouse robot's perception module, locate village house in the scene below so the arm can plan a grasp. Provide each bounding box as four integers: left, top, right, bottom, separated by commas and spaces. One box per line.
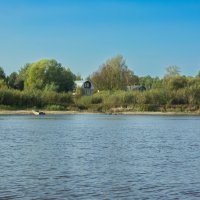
74, 80, 94, 95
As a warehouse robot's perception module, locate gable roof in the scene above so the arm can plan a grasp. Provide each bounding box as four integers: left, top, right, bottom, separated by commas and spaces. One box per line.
75, 80, 94, 89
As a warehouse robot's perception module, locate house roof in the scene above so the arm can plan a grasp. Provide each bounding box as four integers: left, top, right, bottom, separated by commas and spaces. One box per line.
75, 80, 94, 89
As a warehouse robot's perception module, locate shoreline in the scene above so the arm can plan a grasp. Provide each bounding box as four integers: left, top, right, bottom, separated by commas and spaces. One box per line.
0, 110, 97, 115
0, 110, 200, 116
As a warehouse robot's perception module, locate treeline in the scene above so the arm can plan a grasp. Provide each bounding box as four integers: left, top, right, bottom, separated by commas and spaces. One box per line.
0, 59, 76, 110
0, 59, 75, 92
0, 55, 200, 112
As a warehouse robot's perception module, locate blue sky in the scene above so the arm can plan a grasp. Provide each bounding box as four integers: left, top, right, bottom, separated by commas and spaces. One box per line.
0, 0, 200, 78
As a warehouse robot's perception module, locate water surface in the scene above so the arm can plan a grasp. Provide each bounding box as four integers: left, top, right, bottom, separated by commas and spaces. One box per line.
1, 114, 200, 199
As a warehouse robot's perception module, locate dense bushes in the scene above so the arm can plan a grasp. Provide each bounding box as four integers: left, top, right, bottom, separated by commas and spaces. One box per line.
0, 58, 200, 113
74, 87, 200, 112
1, 85, 200, 112
0, 89, 73, 109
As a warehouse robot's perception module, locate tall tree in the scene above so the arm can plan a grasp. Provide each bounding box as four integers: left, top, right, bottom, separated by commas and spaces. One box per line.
25, 59, 75, 92
90, 55, 138, 90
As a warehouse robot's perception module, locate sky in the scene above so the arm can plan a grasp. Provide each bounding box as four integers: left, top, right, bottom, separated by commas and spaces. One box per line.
0, 0, 200, 78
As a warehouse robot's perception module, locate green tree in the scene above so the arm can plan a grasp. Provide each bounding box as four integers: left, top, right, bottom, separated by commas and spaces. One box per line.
14, 63, 31, 90
7, 72, 18, 89
0, 79, 7, 89
0, 67, 6, 80
90, 55, 138, 90
25, 59, 75, 92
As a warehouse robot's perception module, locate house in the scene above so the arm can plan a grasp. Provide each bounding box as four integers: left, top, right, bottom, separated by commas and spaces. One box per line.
74, 80, 94, 95
127, 85, 146, 91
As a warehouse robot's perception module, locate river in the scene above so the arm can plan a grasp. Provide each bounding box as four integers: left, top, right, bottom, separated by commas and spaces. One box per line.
1, 114, 200, 199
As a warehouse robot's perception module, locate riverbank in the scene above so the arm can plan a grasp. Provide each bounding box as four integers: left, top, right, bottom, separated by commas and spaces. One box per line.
0, 110, 96, 115
0, 110, 200, 116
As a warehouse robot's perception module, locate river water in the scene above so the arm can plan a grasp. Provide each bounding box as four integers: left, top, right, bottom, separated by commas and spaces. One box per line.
0, 114, 200, 199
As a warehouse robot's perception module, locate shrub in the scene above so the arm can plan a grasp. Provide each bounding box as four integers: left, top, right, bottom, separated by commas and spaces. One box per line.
75, 96, 92, 109
169, 89, 188, 105
91, 96, 103, 104
123, 91, 137, 104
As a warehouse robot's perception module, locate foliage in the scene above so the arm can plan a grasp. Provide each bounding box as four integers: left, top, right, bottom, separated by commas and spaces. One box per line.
187, 85, 200, 105
139, 76, 163, 89
7, 72, 18, 89
0, 56, 200, 113
0, 67, 6, 80
15, 63, 31, 90
164, 76, 188, 90
90, 55, 138, 90
0, 80, 8, 89
0, 88, 73, 108
24, 59, 75, 92
74, 87, 84, 99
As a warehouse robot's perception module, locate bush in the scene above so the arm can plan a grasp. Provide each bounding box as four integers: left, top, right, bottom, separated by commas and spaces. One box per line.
91, 96, 103, 104
187, 85, 200, 105
103, 91, 125, 107
0, 88, 73, 109
148, 89, 169, 105
169, 89, 188, 105
75, 96, 92, 109
42, 91, 73, 105
123, 91, 137, 104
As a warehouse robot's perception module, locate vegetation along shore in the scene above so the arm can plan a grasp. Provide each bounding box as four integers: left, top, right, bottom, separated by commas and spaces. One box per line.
0, 110, 200, 116
1, 55, 200, 115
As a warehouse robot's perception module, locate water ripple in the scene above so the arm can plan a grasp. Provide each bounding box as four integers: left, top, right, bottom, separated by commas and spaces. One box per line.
1, 115, 200, 199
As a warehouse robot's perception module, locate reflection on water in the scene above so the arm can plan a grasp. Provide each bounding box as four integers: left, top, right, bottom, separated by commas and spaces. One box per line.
1, 115, 200, 199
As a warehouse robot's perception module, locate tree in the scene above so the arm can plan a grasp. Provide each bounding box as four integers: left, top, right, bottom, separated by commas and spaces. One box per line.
0, 67, 6, 80
24, 59, 75, 92
7, 72, 18, 89
90, 55, 138, 90
164, 66, 181, 78
14, 63, 31, 90
166, 76, 188, 90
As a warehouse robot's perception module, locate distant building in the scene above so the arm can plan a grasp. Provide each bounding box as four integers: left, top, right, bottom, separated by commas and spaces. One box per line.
127, 85, 146, 91
74, 80, 94, 95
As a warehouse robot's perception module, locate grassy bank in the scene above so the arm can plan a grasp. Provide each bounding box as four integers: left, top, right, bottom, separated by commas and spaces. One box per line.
0, 88, 200, 115
74, 90, 200, 114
